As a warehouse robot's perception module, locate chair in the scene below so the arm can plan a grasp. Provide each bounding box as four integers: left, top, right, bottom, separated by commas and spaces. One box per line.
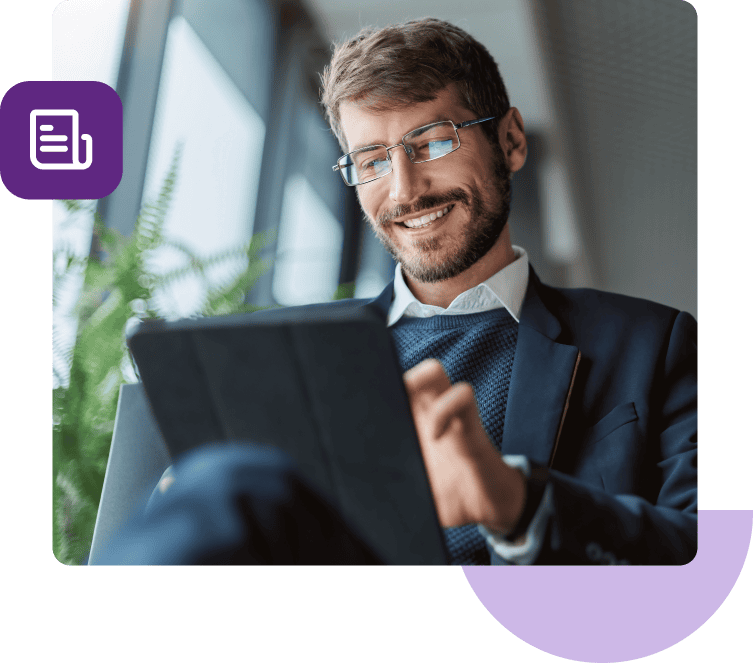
88, 383, 171, 564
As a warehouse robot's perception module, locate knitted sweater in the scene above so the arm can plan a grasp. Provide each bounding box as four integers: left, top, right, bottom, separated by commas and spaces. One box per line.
390, 309, 519, 564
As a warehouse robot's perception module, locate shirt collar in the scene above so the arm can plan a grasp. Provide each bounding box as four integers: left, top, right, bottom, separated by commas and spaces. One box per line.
387, 246, 529, 327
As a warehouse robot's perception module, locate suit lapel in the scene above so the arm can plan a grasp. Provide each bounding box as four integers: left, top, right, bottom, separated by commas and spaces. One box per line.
501, 269, 580, 467
367, 281, 394, 320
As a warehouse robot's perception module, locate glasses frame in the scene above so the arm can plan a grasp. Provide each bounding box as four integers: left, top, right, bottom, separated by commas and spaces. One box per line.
332, 116, 496, 186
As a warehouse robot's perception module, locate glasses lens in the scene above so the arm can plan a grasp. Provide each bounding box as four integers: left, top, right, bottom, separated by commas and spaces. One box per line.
404, 122, 459, 163
339, 146, 391, 185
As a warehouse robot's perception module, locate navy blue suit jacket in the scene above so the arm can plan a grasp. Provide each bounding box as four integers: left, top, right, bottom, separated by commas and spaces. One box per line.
340, 266, 696, 564
486, 267, 697, 565
252, 265, 697, 565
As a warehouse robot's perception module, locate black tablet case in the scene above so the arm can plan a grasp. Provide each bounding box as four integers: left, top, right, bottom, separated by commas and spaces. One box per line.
127, 305, 449, 565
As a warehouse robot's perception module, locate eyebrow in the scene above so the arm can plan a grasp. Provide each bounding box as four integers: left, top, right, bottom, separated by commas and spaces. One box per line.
352, 144, 383, 154
348, 117, 453, 152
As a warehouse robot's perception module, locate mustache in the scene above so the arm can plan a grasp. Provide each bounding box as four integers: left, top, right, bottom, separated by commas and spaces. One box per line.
376, 189, 469, 225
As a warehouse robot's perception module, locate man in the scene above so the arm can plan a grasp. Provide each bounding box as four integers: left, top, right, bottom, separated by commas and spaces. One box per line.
101, 17, 696, 565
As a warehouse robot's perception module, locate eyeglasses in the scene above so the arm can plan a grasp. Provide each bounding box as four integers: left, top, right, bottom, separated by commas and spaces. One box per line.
332, 116, 496, 186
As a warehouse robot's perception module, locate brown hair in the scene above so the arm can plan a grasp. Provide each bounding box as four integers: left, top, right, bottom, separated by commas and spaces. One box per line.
320, 17, 511, 152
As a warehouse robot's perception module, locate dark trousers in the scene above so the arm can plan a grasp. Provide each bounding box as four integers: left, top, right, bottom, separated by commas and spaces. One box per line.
98, 442, 384, 565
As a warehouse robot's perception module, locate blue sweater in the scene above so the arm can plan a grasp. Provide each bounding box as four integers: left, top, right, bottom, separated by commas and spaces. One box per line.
390, 309, 518, 564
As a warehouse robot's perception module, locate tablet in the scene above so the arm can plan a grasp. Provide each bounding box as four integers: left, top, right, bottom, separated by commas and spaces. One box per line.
126, 303, 449, 565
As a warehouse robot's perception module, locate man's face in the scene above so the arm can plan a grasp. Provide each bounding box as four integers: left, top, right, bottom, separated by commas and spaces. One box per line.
339, 86, 512, 284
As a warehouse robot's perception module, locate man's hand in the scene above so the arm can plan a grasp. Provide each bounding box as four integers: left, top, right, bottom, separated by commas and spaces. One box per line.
403, 358, 526, 534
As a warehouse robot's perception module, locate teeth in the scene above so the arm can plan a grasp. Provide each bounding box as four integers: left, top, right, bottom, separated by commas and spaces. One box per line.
403, 206, 451, 228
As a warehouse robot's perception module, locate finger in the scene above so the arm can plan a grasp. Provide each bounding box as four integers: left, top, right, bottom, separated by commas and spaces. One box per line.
403, 358, 452, 401
430, 381, 477, 439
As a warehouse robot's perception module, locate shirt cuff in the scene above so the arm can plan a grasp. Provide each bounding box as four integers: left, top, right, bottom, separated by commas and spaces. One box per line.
477, 454, 553, 565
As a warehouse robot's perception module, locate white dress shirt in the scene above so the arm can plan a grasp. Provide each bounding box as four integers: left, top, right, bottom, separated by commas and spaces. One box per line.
386, 246, 553, 564
387, 246, 529, 325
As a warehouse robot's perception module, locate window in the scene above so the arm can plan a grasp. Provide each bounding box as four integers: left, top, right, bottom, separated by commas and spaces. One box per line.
273, 174, 343, 305
52, 0, 131, 386
141, 16, 266, 318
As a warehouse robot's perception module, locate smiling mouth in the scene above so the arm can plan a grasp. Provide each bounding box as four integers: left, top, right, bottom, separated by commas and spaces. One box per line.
397, 204, 454, 229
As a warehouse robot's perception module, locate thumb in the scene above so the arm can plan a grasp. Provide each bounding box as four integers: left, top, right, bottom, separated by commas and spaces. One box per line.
403, 358, 452, 404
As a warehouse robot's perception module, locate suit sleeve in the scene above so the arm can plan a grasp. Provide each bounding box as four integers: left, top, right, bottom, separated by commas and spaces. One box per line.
534, 311, 697, 565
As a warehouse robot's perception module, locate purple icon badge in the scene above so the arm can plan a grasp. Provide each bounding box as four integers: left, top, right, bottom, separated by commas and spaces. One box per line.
0, 81, 122, 199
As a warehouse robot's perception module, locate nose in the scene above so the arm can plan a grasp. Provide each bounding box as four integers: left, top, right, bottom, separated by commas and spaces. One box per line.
388, 145, 428, 205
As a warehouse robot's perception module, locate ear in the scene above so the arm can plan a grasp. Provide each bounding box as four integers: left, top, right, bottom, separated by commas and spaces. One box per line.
497, 107, 527, 174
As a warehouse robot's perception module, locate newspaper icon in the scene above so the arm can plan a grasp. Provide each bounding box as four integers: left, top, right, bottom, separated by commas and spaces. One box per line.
30, 109, 92, 170
1, 81, 121, 199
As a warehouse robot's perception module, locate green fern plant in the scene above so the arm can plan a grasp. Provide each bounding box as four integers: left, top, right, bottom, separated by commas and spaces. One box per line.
52, 146, 273, 564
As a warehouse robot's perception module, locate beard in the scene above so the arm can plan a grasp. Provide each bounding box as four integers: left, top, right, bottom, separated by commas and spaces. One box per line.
367, 149, 512, 284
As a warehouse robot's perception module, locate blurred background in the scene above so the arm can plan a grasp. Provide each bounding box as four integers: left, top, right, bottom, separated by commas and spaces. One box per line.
53, 0, 697, 317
